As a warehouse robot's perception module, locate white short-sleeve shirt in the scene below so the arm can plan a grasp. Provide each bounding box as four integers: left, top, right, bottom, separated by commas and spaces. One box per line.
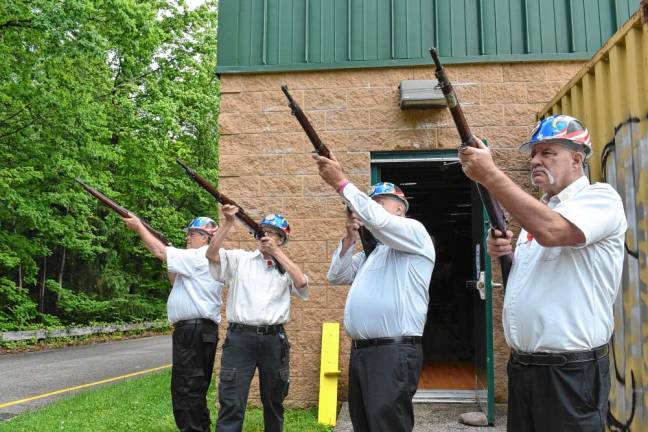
166, 245, 224, 324
503, 176, 627, 352
208, 249, 308, 325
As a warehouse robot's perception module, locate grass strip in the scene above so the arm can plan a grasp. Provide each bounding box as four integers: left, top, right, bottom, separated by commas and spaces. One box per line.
0, 369, 332, 432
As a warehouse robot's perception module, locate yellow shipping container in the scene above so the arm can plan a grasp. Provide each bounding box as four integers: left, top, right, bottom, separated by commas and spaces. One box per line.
539, 6, 648, 430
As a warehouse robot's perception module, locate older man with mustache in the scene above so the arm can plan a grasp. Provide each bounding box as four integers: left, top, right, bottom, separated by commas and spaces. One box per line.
458, 115, 627, 432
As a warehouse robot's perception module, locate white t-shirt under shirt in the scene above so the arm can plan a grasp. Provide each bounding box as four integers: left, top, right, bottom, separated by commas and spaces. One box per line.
166, 245, 224, 324
208, 249, 309, 325
503, 176, 627, 353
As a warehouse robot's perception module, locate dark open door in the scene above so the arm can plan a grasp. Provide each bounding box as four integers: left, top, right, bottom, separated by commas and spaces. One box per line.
469, 184, 496, 424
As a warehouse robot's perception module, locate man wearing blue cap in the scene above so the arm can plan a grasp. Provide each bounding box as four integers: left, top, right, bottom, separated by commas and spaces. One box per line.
123, 215, 223, 432
313, 154, 435, 432
205, 204, 308, 432
458, 115, 627, 431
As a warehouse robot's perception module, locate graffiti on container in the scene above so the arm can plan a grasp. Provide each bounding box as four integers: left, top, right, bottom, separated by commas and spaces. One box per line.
607, 334, 636, 431
600, 114, 647, 432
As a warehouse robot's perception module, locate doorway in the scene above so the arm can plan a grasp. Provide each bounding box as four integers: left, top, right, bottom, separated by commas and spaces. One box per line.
371, 151, 494, 410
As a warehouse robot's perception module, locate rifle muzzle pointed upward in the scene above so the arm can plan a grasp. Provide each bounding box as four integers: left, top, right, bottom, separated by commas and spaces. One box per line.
429, 47, 443, 71
74, 177, 90, 190
281, 84, 297, 112
280, 84, 291, 99
176, 158, 195, 176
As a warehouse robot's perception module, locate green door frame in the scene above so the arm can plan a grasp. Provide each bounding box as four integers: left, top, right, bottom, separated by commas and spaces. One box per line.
371, 150, 495, 422
482, 218, 496, 425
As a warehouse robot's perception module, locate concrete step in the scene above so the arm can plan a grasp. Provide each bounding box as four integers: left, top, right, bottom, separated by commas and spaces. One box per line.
334, 402, 507, 431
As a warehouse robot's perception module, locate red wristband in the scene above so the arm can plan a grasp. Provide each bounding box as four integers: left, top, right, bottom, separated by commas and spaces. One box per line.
336, 179, 350, 193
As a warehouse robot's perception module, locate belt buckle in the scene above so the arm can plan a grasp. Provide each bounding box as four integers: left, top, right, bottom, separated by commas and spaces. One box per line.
257, 325, 269, 335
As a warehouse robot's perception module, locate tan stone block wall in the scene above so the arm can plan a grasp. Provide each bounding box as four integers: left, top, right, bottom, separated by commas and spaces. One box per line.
216, 61, 584, 407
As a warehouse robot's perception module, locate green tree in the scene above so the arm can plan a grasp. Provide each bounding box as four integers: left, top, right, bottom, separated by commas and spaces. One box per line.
0, 0, 219, 329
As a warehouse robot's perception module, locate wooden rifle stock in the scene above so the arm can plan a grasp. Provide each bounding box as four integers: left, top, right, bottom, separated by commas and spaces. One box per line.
75, 178, 171, 245
281, 85, 377, 257
176, 159, 285, 274
429, 48, 512, 287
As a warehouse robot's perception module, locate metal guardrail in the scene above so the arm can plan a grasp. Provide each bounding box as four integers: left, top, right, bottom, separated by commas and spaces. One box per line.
0, 320, 170, 343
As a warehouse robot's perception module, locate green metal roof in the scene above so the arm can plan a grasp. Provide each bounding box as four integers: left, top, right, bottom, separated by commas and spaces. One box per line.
216, 0, 641, 73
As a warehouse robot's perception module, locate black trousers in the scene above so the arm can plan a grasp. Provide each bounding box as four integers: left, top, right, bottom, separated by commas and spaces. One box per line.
348, 343, 423, 432
507, 354, 610, 432
171, 320, 219, 432
216, 326, 291, 432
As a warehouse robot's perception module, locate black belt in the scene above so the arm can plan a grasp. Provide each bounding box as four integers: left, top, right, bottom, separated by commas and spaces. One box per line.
228, 322, 284, 335
174, 318, 217, 327
352, 336, 422, 349
511, 344, 609, 366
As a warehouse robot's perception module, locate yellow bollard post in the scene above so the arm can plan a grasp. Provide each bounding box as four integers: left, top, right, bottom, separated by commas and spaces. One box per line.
318, 322, 341, 426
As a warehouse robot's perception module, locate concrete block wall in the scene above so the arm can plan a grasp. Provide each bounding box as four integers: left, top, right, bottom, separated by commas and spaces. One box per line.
216, 61, 584, 407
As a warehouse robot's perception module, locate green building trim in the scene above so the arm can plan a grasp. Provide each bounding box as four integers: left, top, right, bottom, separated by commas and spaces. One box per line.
216, 0, 640, 74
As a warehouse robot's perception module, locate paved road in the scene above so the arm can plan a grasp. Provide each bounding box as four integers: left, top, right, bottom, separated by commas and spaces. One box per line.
0, 335, 171, 420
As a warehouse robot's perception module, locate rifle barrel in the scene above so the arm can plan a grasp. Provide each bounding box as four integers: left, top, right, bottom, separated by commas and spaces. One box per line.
282, 85, 377, 257
428, 48, 511, 288
75, 178, 170, 245
176, 159, 264, 239
281, 85, 331, 159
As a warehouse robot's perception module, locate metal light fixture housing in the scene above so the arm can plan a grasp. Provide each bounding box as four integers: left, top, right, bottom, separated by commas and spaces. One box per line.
399, 79, 447, 109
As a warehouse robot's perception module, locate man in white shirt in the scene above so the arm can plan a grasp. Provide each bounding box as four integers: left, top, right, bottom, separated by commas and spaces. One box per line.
314, 153, 435, 432
123, 215, 223, 432
458, 115, 627, 431
205, 205, 308, 432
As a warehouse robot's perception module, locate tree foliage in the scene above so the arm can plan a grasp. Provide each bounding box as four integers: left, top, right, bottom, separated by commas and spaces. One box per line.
0, 0, 219, 330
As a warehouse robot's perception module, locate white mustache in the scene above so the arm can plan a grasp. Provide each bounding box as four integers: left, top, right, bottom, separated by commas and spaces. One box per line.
531, 167, 555, 185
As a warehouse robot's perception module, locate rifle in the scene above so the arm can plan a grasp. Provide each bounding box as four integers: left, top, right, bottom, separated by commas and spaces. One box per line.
281, 85, 378, 257
75, 178, 171, 245
176, 159, 285, 274
429, 48, 512, 287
